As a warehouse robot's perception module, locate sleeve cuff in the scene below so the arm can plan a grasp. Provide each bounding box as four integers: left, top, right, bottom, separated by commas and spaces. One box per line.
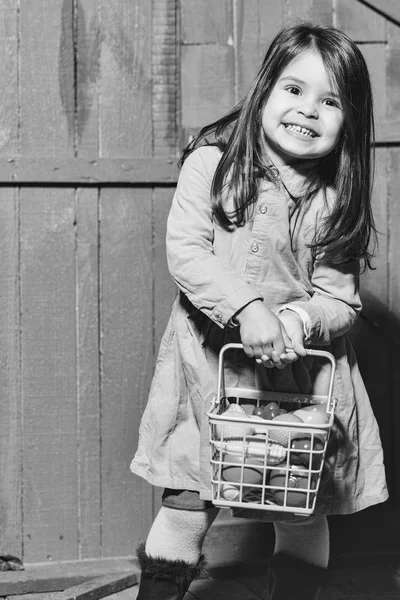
276, 305, 312, 341
211, 287, 263, 328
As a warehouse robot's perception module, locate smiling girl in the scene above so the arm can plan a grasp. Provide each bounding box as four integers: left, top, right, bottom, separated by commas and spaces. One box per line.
131, 23, 388, 600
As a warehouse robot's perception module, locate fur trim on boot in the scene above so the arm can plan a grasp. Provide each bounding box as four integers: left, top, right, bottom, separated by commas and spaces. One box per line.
268, 552, 328, 600
136, 543, 206, 599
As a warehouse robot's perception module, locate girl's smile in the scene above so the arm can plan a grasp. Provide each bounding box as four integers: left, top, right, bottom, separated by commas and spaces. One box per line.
261, 50, 344, 166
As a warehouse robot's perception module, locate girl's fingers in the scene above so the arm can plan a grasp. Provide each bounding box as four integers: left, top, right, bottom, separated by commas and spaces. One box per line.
261, 354, 274, 368
280, 351, 298, 364
291, 339, 307, 357
270, 350, 285, 369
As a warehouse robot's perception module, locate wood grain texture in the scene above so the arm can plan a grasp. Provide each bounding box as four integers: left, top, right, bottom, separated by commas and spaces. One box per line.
0, 558, 136, 596
0, 157, 179, 184
285, 0, 332, 25
336, 0, 386, 42
99, 0, 152, 157
43, 572, 137, 600
181, 44, 234, 138
0, 188, 22, 558
235, 0, 282, 100
360, 0, 400, 26
180, 0, 232, 44
19, 0, 74, 156
99, 187, 153, 556
360, 44, 386, 119
386, 22, 400, 123
20, 188, 78, 563
76, 0, 101, 155
76, 188, 101, 558
0, 0, 18, 155
153, 0, 178, 156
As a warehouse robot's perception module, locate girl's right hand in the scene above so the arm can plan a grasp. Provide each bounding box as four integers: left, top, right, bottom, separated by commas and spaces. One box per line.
234, 301, 298, 369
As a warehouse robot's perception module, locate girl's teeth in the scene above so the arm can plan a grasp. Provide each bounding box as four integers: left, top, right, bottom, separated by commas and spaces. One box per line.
285, 124, 315, 137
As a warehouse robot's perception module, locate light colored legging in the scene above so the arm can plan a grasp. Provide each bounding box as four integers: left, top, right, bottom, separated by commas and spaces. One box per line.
145, 506, 329, 567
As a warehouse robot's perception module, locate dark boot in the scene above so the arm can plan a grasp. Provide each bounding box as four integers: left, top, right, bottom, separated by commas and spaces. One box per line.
136, 543, 206, 599
268, 553, 327, 600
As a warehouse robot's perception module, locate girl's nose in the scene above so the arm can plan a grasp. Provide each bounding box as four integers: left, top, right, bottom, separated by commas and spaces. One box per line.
298, 100, 318, 119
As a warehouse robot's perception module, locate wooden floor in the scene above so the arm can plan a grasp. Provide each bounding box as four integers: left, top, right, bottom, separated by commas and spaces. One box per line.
0, 554, 399, 600
125, 556, 400, 600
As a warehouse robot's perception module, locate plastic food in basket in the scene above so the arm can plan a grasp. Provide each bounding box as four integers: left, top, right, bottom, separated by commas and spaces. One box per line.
268, 412, 305, 445
214, 436, 287, 467
222, 453, 264, 485
269, 466, 317, 507
290, 436, 325, 468
214, 403, 255, 439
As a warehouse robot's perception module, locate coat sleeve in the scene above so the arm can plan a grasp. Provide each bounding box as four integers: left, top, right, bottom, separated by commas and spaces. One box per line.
166, 147, 262, 328
282, 250, 362, 345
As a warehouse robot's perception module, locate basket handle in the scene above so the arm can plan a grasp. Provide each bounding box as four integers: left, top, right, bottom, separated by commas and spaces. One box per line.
216, 343, 336, 411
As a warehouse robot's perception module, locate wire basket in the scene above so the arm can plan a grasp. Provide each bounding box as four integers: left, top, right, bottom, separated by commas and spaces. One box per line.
207, 343, 336, 516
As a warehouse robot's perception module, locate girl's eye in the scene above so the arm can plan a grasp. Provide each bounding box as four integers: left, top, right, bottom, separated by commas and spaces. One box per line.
323, 98, 340, 108
286, 86, 301, 95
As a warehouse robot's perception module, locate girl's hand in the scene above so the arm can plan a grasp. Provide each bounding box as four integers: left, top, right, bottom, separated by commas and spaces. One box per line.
234, 301, 296, 369
277, 310, 307, 361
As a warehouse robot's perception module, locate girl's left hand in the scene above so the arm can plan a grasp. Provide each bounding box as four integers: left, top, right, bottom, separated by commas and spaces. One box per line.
275, 310, 307, 366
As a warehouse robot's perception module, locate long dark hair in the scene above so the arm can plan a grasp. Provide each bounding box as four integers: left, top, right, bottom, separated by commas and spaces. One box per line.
179, 23, 376, 270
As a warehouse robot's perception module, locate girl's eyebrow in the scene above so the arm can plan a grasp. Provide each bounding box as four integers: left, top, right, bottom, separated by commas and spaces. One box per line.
279, 75, 340, 98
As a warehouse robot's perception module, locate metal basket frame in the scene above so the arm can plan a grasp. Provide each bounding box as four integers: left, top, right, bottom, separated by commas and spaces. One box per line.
207, 343, 336, 516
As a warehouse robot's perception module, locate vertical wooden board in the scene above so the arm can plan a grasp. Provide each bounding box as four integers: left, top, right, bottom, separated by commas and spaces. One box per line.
285, 0, 333, 25
153, 0, 178, 156
0, 0, 18, 155
360, 44, 386, 119
388, 147, 400, 499
20, 188, 78, 563
19, 0, 75, 155
76, 188, 101, 559
180, 0, 232, 44
100, 188, 153, 556
99, 0, 152, 157
181, 45, 234, 138
235, 0, 282, 100
336, 0, 386, 42
153, 188, 176, 358
386, 22, 400, 122
76, 0, 101, 156
0, 188, 22, 558
259, 0, 285, 57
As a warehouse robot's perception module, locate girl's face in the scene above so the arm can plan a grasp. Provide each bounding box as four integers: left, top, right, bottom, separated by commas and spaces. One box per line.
261, 50, 344, 167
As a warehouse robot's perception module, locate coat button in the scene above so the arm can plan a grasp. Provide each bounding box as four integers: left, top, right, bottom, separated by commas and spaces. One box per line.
251, 243, 259, 253
270, 166, 280, 179
259, 204, 267, 214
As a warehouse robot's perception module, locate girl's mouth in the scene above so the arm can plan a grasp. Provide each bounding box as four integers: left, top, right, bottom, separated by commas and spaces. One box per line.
284, 124, 317, 138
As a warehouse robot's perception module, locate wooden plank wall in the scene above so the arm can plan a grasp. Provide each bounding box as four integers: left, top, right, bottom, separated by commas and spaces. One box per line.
0, 0, 400, 567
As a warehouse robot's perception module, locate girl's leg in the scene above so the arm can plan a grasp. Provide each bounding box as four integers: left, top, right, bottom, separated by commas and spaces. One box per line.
145, 504, 219, 563
268, 515, 329, 600
274, 514, 329, 567
136, 491, 218, 599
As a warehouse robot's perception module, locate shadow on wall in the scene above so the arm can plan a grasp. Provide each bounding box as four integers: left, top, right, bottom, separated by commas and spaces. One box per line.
329, 288, 400, 559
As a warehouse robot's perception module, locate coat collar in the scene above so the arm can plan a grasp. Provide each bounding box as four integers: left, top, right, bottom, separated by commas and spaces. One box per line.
265, 159, 321, 198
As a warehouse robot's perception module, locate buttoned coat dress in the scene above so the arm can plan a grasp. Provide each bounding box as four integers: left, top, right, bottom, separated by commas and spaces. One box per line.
131, 146, 388, 516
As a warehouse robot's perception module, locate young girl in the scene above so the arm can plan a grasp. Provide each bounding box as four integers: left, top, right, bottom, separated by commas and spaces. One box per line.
131, 22, 388, 599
